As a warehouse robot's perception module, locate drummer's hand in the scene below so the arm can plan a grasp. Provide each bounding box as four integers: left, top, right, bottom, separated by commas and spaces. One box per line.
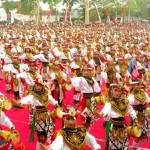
12, 99, 24, 107
54, 103, 59, 108
11, 127, 15, 131
40, 143, 48, 150
96, 111, 103, 117
11, 126, 18, 133
22, 103, 29, 109
11, 128, 19, 135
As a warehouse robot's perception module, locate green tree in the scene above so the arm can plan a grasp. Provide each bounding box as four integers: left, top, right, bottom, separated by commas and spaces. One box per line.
135, 0, 150, 19
20, 0, 37, 15
2, 1, 17, 13
47, 0, 61, 5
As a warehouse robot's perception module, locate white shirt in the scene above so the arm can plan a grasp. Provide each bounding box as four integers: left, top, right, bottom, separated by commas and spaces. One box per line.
16, 72, 42, 86
128, 93, 150, 105
0, 51, 5, 59
101, 102, 137, 119
96, 71, 108, 83
20, 94, 58, 107
69, 48, 77, 59
3, 55, 12, 64
16, 72, 35, 85
3, 64, 29, 74
71, 77, 101, 93
34, 53, 48, 63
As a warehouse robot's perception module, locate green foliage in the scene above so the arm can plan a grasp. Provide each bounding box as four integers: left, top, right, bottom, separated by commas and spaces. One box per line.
2, 1, 17, 12
124, 0, 150, 19
20, 0, 37, 15
3, 0, 149, 20
47, 0, 61, 6
93, 0, 150, 20
89, 9, 99, 21
136, 0, 150, 19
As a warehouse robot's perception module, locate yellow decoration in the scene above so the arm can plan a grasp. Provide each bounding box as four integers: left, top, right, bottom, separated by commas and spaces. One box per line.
127, 126, 142, 138
54, 107, 63, 118
68, 107, 76, 117
0, 96, 12, 110
95, 95, 106, 104
111, 98, 129, 116
53, 107, 76, 118
3, 100, 12, 110
26, 53, 33, 60
65, 84, 72, 91
146, 107, 150, 116
134, 89, 146, 104
0, 130, 20, 144
29, 89, 49, 107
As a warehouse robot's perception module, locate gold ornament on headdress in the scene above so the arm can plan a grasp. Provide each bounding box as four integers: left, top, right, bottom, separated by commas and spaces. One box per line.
29, 88, 49, 107
118, 60, 128, 77
134, 89, 146, 104
26, 53, 33, 60
111, 97, 129, 116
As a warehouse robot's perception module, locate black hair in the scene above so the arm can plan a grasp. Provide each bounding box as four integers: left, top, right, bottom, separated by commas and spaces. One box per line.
37, 131, 47, 139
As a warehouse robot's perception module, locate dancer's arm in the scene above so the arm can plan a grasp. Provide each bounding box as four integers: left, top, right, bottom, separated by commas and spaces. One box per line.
0, 111, 15, 129
86, 132, 101, 150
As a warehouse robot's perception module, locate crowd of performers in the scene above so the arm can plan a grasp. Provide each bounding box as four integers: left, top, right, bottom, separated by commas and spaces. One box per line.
0, 21, 149, 150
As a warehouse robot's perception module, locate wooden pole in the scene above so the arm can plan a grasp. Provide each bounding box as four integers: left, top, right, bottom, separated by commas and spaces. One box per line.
85, 0, 89, 24
36, 0, 40, 24
93, 2, 101, 23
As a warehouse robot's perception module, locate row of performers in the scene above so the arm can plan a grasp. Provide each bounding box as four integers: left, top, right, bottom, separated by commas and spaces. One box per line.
0, 54, 150, 150
2, 70, 149, 149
